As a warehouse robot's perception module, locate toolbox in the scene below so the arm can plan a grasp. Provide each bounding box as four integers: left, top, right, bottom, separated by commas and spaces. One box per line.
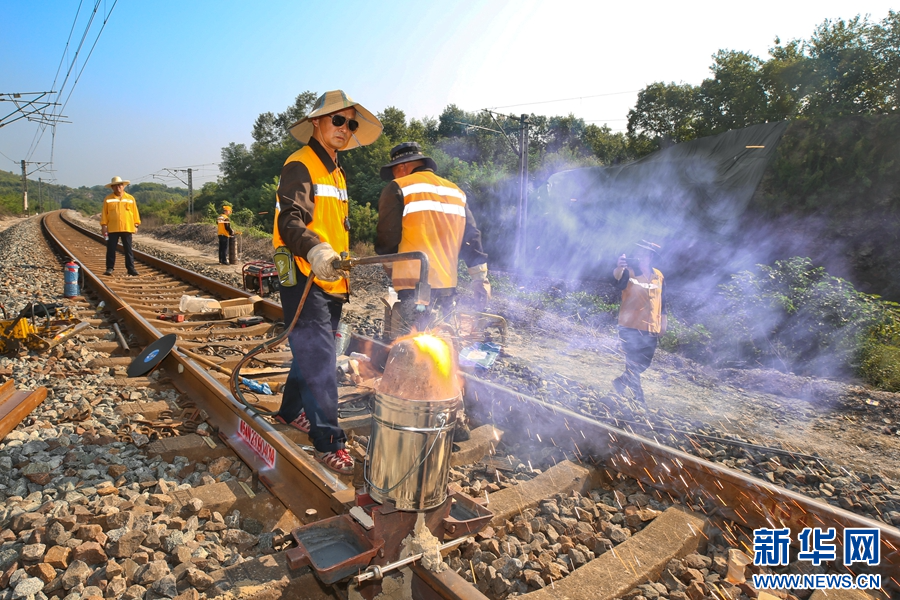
242, 261, 280, 296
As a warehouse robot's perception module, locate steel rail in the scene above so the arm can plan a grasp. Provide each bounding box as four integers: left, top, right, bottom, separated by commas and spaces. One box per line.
0, 379, 49, 440
41, 211, 353, 520
351, 334, 900, 581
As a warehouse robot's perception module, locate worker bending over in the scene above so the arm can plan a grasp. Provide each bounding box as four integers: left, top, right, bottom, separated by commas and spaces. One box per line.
375, 142, 489, 334
272, 90, 382, 475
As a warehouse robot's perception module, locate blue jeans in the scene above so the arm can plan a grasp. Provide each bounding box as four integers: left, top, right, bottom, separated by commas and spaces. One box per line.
617, 327, 659, 400
279, 272, 346, 453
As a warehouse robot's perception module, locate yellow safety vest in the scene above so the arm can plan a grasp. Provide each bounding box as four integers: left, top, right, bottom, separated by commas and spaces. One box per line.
272, 145, 349, 295
393, 171, 467, 291
217, 213, 232, 237
100, 193, 140, 233
618, 268, 664, 334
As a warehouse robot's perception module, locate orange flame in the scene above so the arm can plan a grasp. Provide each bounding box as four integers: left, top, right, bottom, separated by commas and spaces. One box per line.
413, 333, 452, 379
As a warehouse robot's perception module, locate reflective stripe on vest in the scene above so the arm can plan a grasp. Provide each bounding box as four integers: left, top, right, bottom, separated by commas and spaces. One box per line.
272, 145, 349, 295
618, 268, 664, 333
393, 171, 467, 291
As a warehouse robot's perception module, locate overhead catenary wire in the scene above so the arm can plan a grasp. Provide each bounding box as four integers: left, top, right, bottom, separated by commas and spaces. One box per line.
486, 89, 641, 111
25, 0, 119, 166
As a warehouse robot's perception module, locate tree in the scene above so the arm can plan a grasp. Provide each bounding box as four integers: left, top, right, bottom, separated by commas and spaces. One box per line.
870, 10, 900, 112
698, 50, 769, 134
803, 16, 885, 116
627, 82, 702, 144
582, 124, 631, 165
252, 112, 279, 147
379, 106, 408, 142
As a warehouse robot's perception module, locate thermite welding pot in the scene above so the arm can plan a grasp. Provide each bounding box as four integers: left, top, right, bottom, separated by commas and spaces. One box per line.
332, 251, 430, 306
365, 335, 461, 511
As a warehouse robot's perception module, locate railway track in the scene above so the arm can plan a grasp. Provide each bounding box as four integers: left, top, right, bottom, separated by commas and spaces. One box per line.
6, 210, 896, 598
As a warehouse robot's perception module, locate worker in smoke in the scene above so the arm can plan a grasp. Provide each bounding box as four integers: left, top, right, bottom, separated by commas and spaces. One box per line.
100, 176, 140, 277
612, 240, 667, 404
272, 90, 382, 475
375, 141, 490, 335
216, 204, 234, 265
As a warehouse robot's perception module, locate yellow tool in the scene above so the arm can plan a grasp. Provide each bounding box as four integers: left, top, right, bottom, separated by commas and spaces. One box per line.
0, 303, 87, 354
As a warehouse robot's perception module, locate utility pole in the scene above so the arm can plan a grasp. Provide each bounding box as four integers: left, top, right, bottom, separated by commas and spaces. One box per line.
21, 160, 27, 213
515, 114, 529, 268
164, 168, 194, 222
19, 160, 51, 215
38, 177, 43, 213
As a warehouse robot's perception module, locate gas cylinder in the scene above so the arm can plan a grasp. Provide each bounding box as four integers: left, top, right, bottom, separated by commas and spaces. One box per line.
63, 261, 80, 298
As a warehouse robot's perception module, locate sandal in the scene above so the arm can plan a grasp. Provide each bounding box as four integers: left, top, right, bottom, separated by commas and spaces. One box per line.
276, 411, 310, 434
315, 448, 354, 474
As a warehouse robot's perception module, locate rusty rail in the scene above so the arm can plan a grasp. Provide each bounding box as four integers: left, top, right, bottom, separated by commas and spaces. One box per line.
351, 334, 900, 580
42, 211, 353, 520
0, 379, 48, 440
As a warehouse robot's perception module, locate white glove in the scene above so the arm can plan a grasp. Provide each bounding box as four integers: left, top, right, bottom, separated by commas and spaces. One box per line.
307, 243, 341, 282
467, 264, 491, 308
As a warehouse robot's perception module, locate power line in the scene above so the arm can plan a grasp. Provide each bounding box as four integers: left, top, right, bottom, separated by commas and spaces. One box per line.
25, 0, 118, 165
486, 90, 641, 111
57, 0, 119, 116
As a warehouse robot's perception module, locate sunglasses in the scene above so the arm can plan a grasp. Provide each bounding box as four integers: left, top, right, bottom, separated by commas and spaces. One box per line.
329, 114, 359, 132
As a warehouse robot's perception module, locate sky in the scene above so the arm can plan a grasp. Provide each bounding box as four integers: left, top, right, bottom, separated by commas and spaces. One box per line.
1, 0, 895, 190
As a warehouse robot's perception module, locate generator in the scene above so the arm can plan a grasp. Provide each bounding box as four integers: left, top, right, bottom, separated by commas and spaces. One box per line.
242, 261, 279, 296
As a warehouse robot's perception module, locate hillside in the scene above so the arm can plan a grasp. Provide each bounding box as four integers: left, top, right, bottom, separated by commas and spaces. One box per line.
747, 114, 900, 299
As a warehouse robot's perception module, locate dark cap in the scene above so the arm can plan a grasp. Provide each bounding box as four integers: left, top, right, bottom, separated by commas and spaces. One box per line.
380, 142, 438, 181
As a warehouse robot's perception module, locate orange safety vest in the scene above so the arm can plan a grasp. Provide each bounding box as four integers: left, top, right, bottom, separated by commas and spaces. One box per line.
392, 171, 467, 291
217, 213, 232, 237
272, 145, 349, 295
618, 268, 664, 334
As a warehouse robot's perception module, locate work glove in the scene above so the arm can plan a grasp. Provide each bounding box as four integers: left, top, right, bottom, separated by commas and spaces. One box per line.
307, 243, 341, 282
468, 264, 491, 309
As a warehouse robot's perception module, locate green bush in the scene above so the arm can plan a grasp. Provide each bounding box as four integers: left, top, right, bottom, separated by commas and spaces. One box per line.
659, 316, 712, 362
349, 199, 377, 245
859, 342, 900, 391
691, 256, 900, 378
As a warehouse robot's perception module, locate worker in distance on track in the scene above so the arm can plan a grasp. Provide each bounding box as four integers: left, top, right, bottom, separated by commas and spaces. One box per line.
612, 240, 667, 405
100, 176, 140, 277
375, 141, 490, 335
217, 204, 235, 265
272, 90, 382, 475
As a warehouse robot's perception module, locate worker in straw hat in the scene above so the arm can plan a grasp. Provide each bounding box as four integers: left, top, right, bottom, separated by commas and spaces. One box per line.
612, 240, 666, 405
100, 176, 141, 276
271, 90, 382, 474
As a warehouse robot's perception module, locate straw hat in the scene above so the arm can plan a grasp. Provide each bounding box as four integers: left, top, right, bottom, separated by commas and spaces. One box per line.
288, 90, 382, 150
105, 176, 130, 188
380, 142, 438, 181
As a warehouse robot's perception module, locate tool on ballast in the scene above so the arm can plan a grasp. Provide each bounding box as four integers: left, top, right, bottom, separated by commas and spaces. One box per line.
157, 312, 185, 322
353, 536, 473, 584
127, 334, 177, 377
236, 316, 264, 328
0, 302, 86, 354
